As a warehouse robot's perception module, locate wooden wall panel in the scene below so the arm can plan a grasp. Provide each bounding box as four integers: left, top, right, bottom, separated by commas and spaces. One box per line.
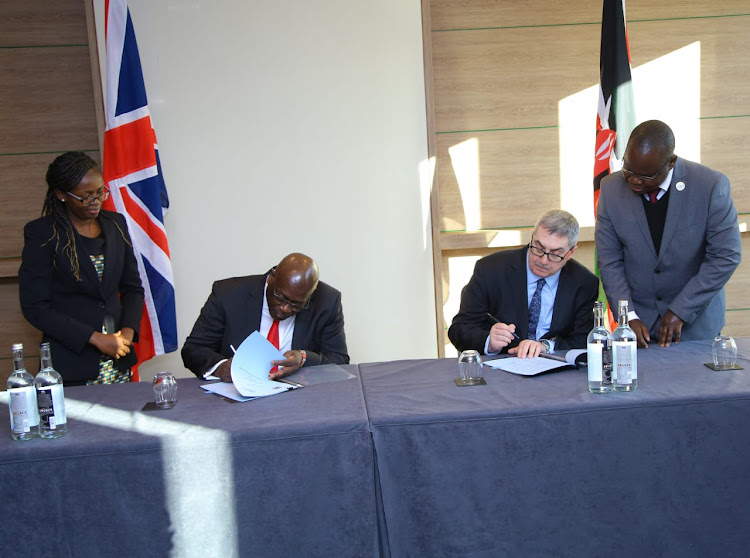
0, 279, 42, 386
701, 118, 750, 208
0, 47, 99, 154
437, 128, 563, 230
431, 0, 749, 31
433, 10, 750, 134
0, 0, 88, 47
628, 17, 750, 119
432, 25, 600, 132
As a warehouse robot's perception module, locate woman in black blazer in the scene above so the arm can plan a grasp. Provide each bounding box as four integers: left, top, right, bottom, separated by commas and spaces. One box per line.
19, 152, 144, 385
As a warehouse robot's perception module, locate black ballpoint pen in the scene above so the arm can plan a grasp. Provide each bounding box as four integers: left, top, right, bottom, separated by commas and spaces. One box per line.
486, 313, 520, 339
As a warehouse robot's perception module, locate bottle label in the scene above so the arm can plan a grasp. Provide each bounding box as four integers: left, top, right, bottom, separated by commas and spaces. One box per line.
9, 387, 40, 433
602, 346, 613, 384
587, 343, 603, 381
37, 385, 67, 429
613, 341, 637, 383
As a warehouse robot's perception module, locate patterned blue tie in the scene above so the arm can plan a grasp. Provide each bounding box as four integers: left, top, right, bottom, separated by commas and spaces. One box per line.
527, 278, 546, 340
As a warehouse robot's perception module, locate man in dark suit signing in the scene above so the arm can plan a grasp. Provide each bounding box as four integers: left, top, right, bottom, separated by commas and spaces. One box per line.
448, 209, 599, 358
182, 252, 349, 381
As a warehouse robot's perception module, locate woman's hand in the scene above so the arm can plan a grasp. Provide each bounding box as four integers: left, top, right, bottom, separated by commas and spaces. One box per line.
89, 330, 132, 359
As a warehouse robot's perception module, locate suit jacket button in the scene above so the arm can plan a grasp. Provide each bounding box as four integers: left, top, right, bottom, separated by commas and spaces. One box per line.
656, 296, 662, 301
99, 302, 105, 309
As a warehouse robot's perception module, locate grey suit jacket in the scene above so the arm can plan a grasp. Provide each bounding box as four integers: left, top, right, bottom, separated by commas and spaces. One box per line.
595, 157, 741, 340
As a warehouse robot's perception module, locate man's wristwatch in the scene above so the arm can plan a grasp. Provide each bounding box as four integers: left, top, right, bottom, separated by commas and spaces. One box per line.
539, 339, 552, 353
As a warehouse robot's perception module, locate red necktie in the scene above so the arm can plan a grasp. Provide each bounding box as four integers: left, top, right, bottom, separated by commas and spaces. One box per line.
648, 190, 659, 204
267, 319, 280, 373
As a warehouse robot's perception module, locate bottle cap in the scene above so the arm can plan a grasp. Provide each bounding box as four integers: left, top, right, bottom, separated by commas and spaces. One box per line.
12, 343, 23, 351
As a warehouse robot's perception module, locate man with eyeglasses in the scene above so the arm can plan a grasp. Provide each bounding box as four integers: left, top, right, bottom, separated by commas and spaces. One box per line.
449, 210, 599, 358
182, 252, 349, 381
596, 119, 741, 347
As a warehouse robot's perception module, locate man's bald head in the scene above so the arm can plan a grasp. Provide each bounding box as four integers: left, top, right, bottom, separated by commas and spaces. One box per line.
267, 253, 319, 320
626, 120, 675, 159
276, 253, 319, 296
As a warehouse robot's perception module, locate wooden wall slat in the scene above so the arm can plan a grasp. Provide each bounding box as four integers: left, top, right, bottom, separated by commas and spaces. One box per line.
0, 279, 42, 361
0, 47, 99, 154
0, 152, 102, 271
0, 0, 88, 47
437, 128, 564, 231
0, 154, 57, 260
433, 16, 750, 133
628, 17, 750, 119
436, 117, 750, 234
430, 0, 749, 32
723, 235, 750, 311
700, 119, 750, 211
432, 25, 599, 132
723, 309, 750, 338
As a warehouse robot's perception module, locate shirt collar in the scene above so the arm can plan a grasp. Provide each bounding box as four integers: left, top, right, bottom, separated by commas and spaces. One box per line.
641, 167, 674, 202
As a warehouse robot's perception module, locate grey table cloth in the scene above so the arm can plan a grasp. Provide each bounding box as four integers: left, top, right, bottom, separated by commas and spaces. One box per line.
2, 341, 749, 557
361, 339, 750, 557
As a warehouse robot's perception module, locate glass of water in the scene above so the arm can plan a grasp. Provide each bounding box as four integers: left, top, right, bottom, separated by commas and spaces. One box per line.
458, 350, 483, 385
152, 372, 178, 408
712, 336, 737, 370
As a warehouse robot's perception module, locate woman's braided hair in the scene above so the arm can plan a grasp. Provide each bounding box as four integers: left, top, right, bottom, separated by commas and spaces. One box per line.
42, 151, 131, 281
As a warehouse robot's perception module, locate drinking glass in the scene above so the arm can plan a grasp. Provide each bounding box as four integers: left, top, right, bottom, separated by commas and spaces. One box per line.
152, 372, 178, 408
458, 350, 483, 385
712, 336, 737, 370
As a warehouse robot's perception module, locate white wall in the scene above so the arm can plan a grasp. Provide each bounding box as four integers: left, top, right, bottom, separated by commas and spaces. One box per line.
94, 0, 437, 380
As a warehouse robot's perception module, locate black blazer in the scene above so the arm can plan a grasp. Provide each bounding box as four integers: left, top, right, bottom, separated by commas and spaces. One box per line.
448, 247, 599, 354
181, 273, 350, 377
19, 212, 144, 384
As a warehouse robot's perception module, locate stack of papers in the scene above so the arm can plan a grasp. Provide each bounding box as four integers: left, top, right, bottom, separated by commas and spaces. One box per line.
201, 331, 295, 402
484, 349, 586, 376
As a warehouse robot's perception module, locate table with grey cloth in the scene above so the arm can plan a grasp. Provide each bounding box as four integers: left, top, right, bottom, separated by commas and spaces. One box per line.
2, 341, 750, 557
361, 339, 750, 558
0, 367, 377, 558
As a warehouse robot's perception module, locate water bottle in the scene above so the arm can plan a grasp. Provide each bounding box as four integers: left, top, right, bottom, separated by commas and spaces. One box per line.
612, 300, 638, 391
587, 302, 613, 393
35, 342, 68, 438
7, 343, 41, 440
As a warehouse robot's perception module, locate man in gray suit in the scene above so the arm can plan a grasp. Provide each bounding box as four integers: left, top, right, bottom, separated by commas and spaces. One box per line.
596, 120, 741, 347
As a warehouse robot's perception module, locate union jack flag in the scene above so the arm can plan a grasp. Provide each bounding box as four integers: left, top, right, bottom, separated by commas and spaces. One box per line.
102, 0, 178, 380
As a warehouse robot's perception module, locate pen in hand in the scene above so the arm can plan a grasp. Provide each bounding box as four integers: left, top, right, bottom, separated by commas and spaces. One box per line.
486, 313, 520, 340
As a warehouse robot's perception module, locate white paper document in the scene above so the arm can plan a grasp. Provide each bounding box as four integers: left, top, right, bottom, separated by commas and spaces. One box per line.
200, 382, 258, 402
484, 349, 586, 376
230, 331, 293, 397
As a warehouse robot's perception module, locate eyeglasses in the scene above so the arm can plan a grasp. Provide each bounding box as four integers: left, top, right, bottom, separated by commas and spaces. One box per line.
271, 285, 310, 312
528, 241, 574, 263
66, 186, 110, 207
621, 158, 670, 182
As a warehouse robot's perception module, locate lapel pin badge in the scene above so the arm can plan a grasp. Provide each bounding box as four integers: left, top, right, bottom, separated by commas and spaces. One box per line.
676, 181, 685, 191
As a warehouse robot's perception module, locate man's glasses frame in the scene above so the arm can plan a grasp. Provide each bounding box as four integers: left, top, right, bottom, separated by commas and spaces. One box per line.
621, 157, 670, 182
528, 240, 574, 263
